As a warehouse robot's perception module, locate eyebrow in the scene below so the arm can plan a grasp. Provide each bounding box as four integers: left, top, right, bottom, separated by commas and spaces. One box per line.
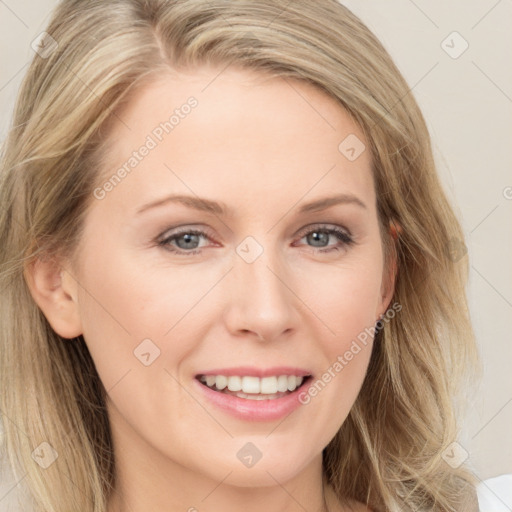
136, 193, 367, 216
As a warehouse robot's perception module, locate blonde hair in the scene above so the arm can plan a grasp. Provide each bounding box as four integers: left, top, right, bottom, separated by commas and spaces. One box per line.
0, 1, 479, 510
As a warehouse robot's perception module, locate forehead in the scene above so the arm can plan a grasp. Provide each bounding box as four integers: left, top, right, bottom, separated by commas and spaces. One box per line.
95, 66, 375, 216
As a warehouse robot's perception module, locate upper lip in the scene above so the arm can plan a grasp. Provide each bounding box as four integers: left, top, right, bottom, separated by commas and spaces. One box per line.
195, 366, 313, 378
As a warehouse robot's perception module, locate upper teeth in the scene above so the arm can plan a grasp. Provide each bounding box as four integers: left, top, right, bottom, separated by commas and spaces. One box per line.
199, 375, 305, 394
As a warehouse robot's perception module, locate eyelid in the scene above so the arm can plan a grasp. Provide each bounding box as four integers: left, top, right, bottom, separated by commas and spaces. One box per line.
158, 223, 352, 243
158, 225, 216, 243
295, 222, 352, 239
157, 222, 354, 257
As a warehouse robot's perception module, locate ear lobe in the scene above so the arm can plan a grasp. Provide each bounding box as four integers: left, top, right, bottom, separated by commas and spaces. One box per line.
377, 245, 398, 319
24, 255, 83, 339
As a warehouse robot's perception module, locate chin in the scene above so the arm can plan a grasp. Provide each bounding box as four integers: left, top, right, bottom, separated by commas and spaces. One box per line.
213, 445, 313, 487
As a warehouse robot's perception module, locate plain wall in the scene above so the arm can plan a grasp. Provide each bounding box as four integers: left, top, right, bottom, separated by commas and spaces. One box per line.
1, 0, 510, 496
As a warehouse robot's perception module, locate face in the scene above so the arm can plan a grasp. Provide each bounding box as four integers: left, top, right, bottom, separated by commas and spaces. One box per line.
65, 67, 394, 488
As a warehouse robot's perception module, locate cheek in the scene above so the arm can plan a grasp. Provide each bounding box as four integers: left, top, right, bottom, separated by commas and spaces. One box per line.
297, 252, 384, 343
75, 248, 212, 437
73, 250, 175, 384
77, 241, 204, 336
293, 252, 383, 412
75, 239, 229, 390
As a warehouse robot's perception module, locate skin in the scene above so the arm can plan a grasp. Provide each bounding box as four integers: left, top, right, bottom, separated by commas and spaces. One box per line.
28, 66, 395, 512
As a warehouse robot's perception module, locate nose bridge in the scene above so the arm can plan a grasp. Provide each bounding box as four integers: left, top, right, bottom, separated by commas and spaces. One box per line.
226, 235, 297, 339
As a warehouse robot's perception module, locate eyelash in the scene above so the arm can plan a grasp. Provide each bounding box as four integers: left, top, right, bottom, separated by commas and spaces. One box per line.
157, 224, 354, 256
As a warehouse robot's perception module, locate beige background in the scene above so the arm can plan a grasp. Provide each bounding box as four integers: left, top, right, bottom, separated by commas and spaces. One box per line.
0, 0, 511, 501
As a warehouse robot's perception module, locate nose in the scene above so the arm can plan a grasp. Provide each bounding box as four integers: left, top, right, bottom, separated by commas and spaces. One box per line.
222, 243, 299, 342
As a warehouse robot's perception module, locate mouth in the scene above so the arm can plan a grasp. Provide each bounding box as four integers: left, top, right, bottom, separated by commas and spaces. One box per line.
195, 374, 313, 401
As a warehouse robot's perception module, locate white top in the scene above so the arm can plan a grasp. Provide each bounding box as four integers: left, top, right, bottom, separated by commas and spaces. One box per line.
476, 474, 512, 511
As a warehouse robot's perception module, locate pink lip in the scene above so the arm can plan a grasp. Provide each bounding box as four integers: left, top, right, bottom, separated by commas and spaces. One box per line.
195, 366, 312, 378
193, 375, 313, 422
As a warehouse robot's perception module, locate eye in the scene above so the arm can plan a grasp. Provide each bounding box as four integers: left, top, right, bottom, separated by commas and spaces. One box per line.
293, 224, 354, 254
157, 224, 354, 256
157, 228, 214, 255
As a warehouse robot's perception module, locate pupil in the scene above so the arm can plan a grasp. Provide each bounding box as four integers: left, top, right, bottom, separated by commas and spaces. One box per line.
308, 231, 328, 247
177, 233, 199, 249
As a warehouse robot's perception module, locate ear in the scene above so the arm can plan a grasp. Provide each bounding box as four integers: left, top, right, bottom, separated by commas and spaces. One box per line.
376, 235, 398, 320
24, 254, 83, 339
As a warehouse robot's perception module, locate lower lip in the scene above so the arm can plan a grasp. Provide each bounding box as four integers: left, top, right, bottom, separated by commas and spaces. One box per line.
193, 377, 312, 422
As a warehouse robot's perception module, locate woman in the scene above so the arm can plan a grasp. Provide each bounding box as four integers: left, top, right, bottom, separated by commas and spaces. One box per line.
0, 1, 479, 510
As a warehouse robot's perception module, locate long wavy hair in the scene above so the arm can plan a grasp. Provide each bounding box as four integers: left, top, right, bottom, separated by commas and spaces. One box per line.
0, 1, 479, 510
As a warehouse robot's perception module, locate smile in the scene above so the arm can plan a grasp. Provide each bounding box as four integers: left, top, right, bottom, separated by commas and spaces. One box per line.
193, 371, 313, 421
197, 374, 310, 400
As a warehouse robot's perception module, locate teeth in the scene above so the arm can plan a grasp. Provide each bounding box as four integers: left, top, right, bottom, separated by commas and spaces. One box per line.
242, 376, 260, 394
260, 377, 276, 394
227, 376, 242, 392
199, 374, 306, 395
215, 375, 227, 390
277, 375, 289, 393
